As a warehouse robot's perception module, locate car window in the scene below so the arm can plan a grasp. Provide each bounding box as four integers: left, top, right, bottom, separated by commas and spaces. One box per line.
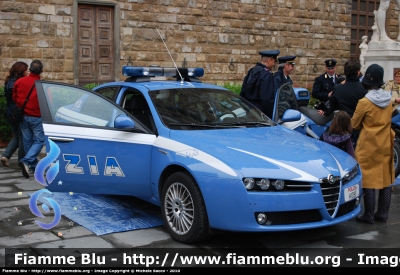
149, 88, 271, 129
95, 86, 120, 101
120, 90, 156, 132
42, 83, 124, 128
121, 88, 143, 110
276, 84, 298, 121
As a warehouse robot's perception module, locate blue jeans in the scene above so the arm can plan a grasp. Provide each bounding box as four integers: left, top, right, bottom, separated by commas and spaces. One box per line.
1, 120, 25, 161
19, 115, 45, 170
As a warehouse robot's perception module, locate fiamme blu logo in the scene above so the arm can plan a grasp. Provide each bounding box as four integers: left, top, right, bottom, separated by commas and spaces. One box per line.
28, 138, 125, 230
29, 139, 62, 229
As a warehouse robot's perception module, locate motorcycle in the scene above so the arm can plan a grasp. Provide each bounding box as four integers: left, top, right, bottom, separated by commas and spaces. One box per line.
272, 83, 400, 177
390, 108, 400, 177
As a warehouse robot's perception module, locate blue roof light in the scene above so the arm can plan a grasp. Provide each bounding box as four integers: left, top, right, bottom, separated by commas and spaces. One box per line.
122, 66, 204, 78
187, 68, 204, 77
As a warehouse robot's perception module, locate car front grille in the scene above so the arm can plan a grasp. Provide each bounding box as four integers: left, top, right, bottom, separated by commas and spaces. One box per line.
261, 201, 357, 226
257, 166, 359, 225
335, 199, 357, 218
259, 192, 357, 226
260, 181, 358, 225
320, 180, 341, 216
264, 210, 322, 225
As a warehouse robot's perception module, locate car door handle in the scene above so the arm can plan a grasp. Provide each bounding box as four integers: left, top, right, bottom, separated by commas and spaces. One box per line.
48, 136, 74, 142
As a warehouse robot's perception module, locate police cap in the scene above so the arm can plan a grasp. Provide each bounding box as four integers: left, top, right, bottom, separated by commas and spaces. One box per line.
325, 59, 337, 68
259, 50, 280, 61
278, 55, 296, 65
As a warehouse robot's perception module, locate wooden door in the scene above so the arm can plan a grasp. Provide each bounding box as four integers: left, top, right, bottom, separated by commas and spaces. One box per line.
78, 4, 114, 86
350, 0, 379, 60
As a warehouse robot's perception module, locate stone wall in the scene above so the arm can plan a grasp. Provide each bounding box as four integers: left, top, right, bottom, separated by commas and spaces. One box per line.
0, 0, 399, 89
0, 0, 75, 86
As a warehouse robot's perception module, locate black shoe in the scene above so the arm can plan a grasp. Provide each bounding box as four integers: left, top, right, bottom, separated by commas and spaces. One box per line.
19, 161, 30, 179
356, 215, 374, 224
374, 215, 387, 222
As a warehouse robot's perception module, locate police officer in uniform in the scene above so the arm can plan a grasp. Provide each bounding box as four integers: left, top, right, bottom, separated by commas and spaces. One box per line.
274, 55, 296, 91
240, 50, 280, 118
312, 59, 341, 111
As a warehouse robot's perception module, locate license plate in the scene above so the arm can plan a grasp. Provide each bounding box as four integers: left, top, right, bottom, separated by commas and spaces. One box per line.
344, 184, 359, 202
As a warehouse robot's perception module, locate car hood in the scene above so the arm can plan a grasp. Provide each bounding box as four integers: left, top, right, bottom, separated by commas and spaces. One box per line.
161, 126, 357, 181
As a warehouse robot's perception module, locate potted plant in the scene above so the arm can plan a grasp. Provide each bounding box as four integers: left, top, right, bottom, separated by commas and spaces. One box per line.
0, 86, 12, 146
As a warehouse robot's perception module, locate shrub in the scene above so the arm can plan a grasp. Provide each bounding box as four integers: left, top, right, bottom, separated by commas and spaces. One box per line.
218, 82, 242, 95
308, 88, 319, 108
84, 83, 100, 90
309, 96, 319, 108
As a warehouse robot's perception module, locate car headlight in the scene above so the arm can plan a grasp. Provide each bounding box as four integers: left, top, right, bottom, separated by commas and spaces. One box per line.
272, 180, 285, 190
256, 179, 270, 190
243, 178, 310, 192
343, 165, 359, 184
243, 178, 255, 190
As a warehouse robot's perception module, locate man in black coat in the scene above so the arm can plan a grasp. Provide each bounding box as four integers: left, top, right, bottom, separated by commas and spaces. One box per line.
318, 59, 367, 145
273, 55, 296, 91
240, 49, 280, 118
318, 59, 367, 117
312, 59, 342, 111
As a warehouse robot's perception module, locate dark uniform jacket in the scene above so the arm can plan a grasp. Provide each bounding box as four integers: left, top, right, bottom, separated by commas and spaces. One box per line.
4, 78, 17, 108
273, 67, 293, 92
325, 77, 367, 117
240, 62, 275, 118
4, 78, 17, 124
312, 73, 341, 102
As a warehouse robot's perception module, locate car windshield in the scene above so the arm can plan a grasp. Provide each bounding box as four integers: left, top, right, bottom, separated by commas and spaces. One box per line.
149, 88, 274, 130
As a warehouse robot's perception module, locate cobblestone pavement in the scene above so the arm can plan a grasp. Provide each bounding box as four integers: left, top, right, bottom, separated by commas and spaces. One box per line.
1, 147, 400, 269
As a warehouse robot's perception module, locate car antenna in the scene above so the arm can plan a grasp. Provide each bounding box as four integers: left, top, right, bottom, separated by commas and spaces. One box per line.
155, 28, 184, 83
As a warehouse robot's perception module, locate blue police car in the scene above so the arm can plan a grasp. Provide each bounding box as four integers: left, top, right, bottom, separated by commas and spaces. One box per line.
34, 66, 361, 244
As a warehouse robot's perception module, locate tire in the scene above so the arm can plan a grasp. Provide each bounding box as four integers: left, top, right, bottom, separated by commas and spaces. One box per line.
394, 141, 400, 178
161, 171, 210, 243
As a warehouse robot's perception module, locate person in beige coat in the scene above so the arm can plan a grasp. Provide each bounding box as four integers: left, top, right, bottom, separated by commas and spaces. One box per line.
384, 68, 400, 110
351, 64, 395, 224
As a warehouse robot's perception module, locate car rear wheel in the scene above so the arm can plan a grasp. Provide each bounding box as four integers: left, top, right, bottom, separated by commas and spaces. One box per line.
161, 171, 210, 243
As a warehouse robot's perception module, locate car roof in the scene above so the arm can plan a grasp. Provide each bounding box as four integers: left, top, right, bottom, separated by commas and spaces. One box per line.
96, 80, 228, 91
95, 65, 229, 92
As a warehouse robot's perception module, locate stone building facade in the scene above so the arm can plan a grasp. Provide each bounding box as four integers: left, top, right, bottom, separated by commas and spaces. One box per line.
0, 0, 399, 89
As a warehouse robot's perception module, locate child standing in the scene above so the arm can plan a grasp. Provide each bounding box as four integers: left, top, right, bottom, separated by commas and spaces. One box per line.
322, 110, 355, 158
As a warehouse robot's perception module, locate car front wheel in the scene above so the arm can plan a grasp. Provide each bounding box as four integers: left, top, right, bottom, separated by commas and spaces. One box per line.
161, 171, 210, 243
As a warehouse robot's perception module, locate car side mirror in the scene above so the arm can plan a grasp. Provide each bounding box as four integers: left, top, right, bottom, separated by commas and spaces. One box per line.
115, 114, 136, 130
281, 109, 301, 123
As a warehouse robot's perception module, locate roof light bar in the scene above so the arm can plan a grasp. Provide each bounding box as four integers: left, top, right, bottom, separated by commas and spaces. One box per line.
122, 66, 204, 78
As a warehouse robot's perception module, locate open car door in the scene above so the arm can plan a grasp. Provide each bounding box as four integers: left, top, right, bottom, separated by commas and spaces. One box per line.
35, 81, 155, 198
272, 83, 307, 133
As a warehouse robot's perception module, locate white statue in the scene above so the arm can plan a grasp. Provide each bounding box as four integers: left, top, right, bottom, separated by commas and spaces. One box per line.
376, 0, 400, 41
359, 35, 368, 74
371, 10, 381, 42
